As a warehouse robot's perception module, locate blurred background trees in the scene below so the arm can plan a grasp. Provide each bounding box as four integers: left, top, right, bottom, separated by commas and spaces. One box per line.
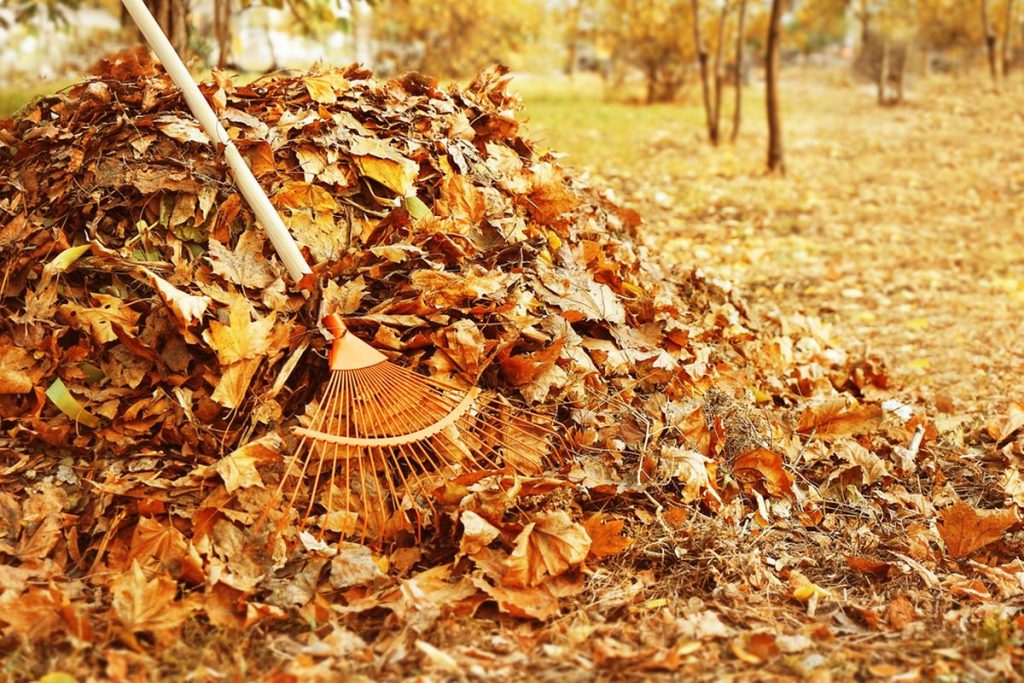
1, 0, 1022, 171
4, 0, 1020, 94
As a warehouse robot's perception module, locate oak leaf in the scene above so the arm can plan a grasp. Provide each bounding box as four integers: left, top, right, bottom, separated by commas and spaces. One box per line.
937, 501, 1019, 558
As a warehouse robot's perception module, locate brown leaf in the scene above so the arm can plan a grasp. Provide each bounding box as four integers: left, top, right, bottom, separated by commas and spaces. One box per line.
436, 173, 486, 224
504, 511, 590, 588
845, 556, 893, 578
111, 561, 190, 640
500, 338, 564, 387
143, 268, 211, 327
0, 336, 40, 394
885, 594, 917, 630
582, 513, 633, 559
733, 449, 794, 498
128, 517, 205, 584
986, 401, 1024, 446
208, 231, 277, 289
474, 571, 584, 620
797, 398, 882, 441
937, 501, 1019, 558
730, 632, 780, 664
154, 114, 209, 144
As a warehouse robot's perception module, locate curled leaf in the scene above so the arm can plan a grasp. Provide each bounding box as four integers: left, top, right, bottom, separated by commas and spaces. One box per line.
45, 378, 100, 428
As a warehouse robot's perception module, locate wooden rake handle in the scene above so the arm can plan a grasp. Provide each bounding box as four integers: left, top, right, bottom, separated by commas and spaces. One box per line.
120, 0, 313, 282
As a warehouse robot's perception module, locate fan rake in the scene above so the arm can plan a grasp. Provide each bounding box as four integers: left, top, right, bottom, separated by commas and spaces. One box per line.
122, 0, 568, 541
271, 315, 564, 539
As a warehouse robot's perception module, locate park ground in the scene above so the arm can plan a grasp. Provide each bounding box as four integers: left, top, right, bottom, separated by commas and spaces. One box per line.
3, 68, 1024, 680
519, 69, 1024, 425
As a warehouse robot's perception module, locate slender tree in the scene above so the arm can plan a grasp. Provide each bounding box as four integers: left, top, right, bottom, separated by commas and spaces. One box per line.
766, 0, 784, 173
981, 0, 999, 85
712, 1, 730, 147
691, 0, 718, 144
213, 0, 232, 69
1002, 0, 1016, 77
877, 37, 890, 104
731, 0, 747, 143
565, 0, 587, 79
122, 0, 191, 56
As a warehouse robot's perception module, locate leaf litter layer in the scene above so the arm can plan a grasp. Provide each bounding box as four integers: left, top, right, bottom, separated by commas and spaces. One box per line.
0, 51, 1022, 680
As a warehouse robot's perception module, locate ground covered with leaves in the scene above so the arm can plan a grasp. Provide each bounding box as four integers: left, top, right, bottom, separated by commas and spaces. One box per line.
1, 55, 1022, 681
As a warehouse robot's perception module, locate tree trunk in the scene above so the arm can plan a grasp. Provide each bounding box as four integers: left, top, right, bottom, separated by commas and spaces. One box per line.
856, 0, 871, 59
731, 0, 747, 143
352, 0, 374, 68
765, 0, 784, 174
894, 44, 908, 104
982, 0, 999, 86
213, 0, 232, 69
143, 0, 191, 58
566, 0, 585, 79
263, 8, 278, 71
878, 38, 890, 105
691, 0, 718, 145
1003, 0, 1016, 77
712, 1, 730, 147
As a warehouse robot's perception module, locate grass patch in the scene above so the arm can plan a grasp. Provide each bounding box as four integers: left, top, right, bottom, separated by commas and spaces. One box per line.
0, 80, 76, 116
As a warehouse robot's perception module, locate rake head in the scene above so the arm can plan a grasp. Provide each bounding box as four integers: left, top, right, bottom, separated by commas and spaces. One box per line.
266, 314, 565, 542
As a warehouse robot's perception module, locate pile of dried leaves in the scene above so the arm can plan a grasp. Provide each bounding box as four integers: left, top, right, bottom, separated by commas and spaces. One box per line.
1, 49, 1022, 679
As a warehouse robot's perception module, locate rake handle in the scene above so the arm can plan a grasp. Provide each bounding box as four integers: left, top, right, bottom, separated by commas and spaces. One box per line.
120, 0, 312, 282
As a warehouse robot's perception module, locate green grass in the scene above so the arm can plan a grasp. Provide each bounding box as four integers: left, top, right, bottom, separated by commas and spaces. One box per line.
0, 79, 76, 116
510, 73, 766, 180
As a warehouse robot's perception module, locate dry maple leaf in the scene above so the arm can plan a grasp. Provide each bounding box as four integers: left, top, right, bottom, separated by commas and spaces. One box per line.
211, 433, 282, 493
111, 560, 190, 642
208, 231, 277, 289
581, 513, 633, 559
504, 510, 591, 588
937, 501, 1019, 558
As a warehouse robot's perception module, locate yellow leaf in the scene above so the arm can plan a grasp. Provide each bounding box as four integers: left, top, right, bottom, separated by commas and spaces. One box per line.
111, 561, 189, 638
203, 300, 275, 365
143, 268, 211, 327
37, 673, 79, 683
908, 358, 931, 371
304, 73, 349, 104
45, 379, 100, 428
210, 357, 261, 410
213, 433, 281, 492
354, 155, 417, 195
904, 317, 930, 330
